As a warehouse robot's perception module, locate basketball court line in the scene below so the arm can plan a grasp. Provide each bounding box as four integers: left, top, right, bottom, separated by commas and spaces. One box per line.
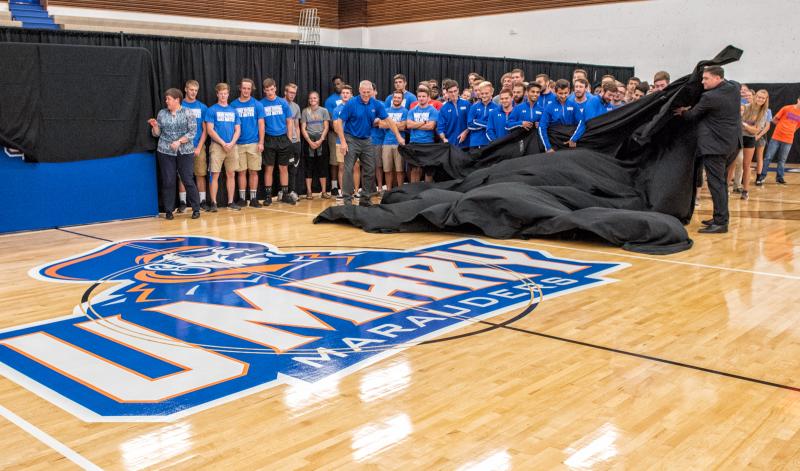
0, 404, 102, 470
46, 227, 800, 394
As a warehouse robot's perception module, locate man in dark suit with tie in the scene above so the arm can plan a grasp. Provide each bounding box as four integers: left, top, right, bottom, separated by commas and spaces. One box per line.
674, 66, 741, 234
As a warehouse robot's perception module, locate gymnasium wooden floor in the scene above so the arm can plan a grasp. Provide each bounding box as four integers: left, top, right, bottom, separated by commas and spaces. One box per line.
2, 172, 800, 470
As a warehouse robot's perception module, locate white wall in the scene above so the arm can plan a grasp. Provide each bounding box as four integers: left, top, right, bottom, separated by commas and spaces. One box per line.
46, 6, 340, 45
0, 2, 8, 12
340, 0, 798, 83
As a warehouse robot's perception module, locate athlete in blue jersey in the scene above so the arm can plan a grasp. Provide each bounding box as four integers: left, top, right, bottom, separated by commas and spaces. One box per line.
324, 75, 345, 196
382, 90, 408, 189
585, 81, 619, 120
437, 79, 471, 148
260, 78, 295, 205
181, 80, 209, 210
467, 81, 499, 149
406, 86, 439, 182
231, 78, 266, 207
535, 73, 556, 110
506, 82, 544, 132
538, 79, 583, 153
384, 73, 417, 110
569, 78, 598, 115
486, 89, 515, 142
204, 83, 241, 211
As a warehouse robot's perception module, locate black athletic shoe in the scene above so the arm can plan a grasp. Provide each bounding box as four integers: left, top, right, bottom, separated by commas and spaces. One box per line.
208, 202, 218, 212
777, 178, 787, 184
228, 201, 242, 211
331, 187, 340, 197
191, 210, 200, 219
177, 200, 187, 213
281, 193, 296, 205
199, 199, 209, 211
263, 191, 272, 206
731, 187, 742, 194
755, 176, 765, 186
165, 211, 174, 220
741, 190, 749, 200
249, 198, 262, 208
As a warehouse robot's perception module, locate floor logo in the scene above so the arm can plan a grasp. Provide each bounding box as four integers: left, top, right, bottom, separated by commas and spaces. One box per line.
0, 236, 626, 422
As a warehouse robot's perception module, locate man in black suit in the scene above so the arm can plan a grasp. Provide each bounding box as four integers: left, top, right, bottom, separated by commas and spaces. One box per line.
674, 66, 741, 234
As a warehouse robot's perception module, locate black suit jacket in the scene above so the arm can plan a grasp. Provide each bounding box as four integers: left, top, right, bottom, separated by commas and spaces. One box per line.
682, 80, 742, 156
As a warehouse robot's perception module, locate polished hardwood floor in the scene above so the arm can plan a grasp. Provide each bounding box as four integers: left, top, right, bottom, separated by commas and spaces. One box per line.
1, 173, 800, 470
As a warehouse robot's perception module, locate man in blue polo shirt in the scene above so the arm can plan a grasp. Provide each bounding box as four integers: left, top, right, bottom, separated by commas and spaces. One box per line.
260, 78, 295, 205
324, 75, 345, 197
538, 79, 582, 153
204, 82, 241, 212
181, 79, 209, 210
505, 82, 543, 132
231, 78, 266, 208
384, 74, 417, 110
406, 85, 439, 182
337, 80, 406, 206
437, 79, 470, 149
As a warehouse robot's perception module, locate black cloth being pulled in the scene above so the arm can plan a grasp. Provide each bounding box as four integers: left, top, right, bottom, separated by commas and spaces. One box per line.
315, 46, 744, 255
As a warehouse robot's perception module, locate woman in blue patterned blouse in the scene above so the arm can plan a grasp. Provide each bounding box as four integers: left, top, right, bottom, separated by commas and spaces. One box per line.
148, 88, 201, 220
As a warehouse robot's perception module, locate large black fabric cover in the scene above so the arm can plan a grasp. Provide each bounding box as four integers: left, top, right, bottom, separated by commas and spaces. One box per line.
0, 42, 157, 163
315, 47, 745, 255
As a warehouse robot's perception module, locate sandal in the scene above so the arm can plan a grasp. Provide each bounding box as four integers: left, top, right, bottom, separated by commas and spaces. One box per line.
305, 194, 313, 200
321, 192, 331, 199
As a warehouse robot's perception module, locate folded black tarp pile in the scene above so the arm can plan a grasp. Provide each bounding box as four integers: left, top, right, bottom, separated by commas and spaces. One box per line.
315, 47, 744, 255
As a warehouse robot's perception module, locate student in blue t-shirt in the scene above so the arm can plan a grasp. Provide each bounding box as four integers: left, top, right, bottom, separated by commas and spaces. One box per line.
181, 79, 209, 210
381, 90, 408, 189
231, 78, 266, 207
204, 83, 241, 212
505, 82, 544, 132
486, 89, 514, 142
324, 75, 345, 196
335, 80, 405, 206
437, 79, 471, 149
405, 85, 439, 182
332, 85, 354, 196
370, 85, 387, 194
260, 78, 295, 205
384, 73, 417, 110
467, 81, 499, 149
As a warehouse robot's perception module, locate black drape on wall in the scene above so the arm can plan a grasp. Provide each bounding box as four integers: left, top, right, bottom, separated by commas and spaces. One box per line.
749, 83, 800, 163
0, 42, 157, 163
0, 27, 634, 110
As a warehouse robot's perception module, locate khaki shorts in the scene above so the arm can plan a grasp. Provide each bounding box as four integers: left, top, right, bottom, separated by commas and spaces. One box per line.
209, 142, 239, 173
193, 144, 207, 176
335, 144, 346, 164
328, 133, 338, 165
382, 145, 403, 172
236, 143, 261, 171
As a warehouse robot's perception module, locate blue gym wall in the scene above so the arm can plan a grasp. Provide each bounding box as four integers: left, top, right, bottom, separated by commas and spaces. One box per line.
1, 148, 157, 233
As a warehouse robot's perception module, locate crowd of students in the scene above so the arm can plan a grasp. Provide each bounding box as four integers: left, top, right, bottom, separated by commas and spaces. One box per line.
149, 68, 799, 218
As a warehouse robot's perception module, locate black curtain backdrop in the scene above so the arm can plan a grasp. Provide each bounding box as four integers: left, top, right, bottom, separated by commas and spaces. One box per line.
749, 83, 800, 163
0, 27, 634, 109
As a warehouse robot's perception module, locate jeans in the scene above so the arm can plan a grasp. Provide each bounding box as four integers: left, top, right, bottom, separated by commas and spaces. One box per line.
759, 139, 793, 180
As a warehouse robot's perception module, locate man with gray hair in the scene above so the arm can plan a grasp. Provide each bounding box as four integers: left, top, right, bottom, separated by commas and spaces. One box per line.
336, 80, 406, 206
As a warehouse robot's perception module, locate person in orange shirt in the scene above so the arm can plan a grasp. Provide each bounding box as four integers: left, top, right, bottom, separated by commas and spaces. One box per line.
756, 97, 800, 185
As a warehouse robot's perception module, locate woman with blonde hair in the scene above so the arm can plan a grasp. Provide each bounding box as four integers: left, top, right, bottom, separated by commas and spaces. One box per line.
740, 89, 770, 199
